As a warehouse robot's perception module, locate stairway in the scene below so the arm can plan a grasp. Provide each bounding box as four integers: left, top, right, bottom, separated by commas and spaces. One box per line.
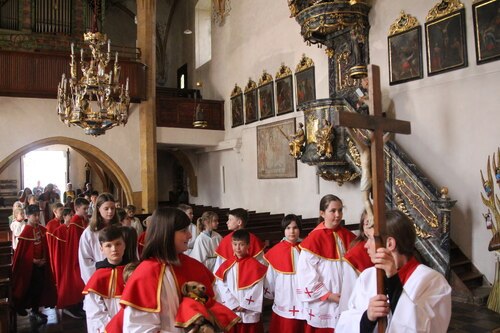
449, 241, 491, 305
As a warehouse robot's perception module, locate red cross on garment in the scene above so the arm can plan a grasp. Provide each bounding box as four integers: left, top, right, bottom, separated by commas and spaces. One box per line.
304, 288, 313, 297
245, 296, 255, 305
308, 309, 315, 320
264, 287, 271, 295
289, 306, 299, 316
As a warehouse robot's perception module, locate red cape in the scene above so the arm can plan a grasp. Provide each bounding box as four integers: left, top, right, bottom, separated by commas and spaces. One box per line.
264, 240, 300, 274
120, 255, 238, 331
299, 222, 355, 260
45, 218, 63, 278
83, 265, 125, 299
215, 256, 267, 289
54, 218, 85, 308
215, 231, 264, 261
343, 240, 373, 274
12, 224, 57, 309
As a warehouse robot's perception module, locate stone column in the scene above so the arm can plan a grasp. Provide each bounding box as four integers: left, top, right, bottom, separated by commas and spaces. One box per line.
136, 0, 158, 213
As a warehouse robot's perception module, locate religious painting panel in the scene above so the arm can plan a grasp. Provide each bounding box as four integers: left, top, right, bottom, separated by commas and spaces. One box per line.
257, 119, 297, 179
257, 71, 275, 120
275, 64, 294, 115
425, 8, 467, 76
230, 84, 244, 128
295, 54, 316, 106
388, 12, 423, 85
473, 0, 500, 64
244, 78, 258, 125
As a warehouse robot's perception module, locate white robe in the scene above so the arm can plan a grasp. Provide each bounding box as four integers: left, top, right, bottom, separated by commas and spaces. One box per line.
296, 250, 344, 328
184, 223, 199, 255
338, 261, 362, 313
216, 263, 264, 324
123, 265, 182, 333
78, 227, 105, 284
264, 245, 305, 321
10, 220, 26, 250
83, 292, 120, 333
336, 265, 452, 333
189, 230, 222, 271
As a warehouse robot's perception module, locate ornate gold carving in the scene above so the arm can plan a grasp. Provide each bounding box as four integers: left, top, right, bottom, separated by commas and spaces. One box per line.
295, 54, 315, 73
426, 0, 464, 22
317, 169, 359, 186
275, 63, 292, 79
306, 116, 319, 143
315, 119, 334, 158
288, 0, 299, 18
480, 148, 500, 246
395, 178, 439, 228
395, 194, 433, 239
389, 11, 420, 36
325, 48, 335, 58
347, 137, 361, 167
258, 70, 273, 86
336, 50, 357, 90
244, 78, 257, 93
230, 84, 242, 98
287, 122, 305, 159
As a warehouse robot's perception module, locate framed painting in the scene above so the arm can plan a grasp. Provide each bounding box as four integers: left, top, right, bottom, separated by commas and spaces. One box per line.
244, 78, 258, 124
388, 12, 423, 85
275, 64, 294, 115
257, 119, 297, 179
230, 84, 244, 128
257, 71, 275, 120
295, 54, 316, 105
473, 0, 500, 64
425, 6, 467, 76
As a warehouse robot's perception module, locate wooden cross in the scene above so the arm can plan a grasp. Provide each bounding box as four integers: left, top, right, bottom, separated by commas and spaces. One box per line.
333, 64, 411, 332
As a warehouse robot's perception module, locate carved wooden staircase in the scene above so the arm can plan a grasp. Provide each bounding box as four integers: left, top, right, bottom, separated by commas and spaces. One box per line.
449, 241, 491, 304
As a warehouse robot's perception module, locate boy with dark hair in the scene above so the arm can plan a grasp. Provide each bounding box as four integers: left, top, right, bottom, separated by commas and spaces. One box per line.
215, 229, 267, 333
83, 225, 128, 332
12, 204, 57, 323
213, 208, 264, 273
336, 210, 452, 333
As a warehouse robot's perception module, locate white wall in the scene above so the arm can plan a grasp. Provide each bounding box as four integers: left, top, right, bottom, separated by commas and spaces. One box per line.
193, 0, 500, 282
0, 97, 143, 193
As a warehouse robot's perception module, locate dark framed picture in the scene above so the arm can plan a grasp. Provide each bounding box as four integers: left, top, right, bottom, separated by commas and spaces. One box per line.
231, 93, 244, 128
295, 67, 316, 105
244, 89, 258, 124
276, 75, 294, 115
258, 82, 275, 120
473, 0, 500, 64
388, 26, 423, 85
425, 8, 467, 76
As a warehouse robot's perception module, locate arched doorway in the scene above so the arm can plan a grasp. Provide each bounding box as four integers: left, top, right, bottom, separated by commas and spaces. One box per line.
0, 137, 134, 205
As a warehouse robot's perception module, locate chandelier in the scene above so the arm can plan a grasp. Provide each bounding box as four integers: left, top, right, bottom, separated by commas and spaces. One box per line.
57, 25, 130, 136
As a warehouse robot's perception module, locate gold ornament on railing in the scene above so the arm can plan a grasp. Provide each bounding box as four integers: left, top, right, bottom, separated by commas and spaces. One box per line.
57, 5, 130, 136
480, 147, 500, 313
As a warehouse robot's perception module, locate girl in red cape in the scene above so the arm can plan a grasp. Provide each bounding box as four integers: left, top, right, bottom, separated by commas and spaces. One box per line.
118, 207, 238, 332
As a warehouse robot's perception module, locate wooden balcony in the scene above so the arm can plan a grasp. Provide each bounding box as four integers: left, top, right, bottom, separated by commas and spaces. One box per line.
156, 88, 225, 131
0, 50, 146, 102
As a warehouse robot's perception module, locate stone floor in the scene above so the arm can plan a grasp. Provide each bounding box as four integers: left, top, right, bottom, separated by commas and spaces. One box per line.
15, 301, 500, 333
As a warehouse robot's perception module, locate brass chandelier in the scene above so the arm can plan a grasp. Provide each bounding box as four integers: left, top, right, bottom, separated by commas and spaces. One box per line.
57, 21, 130, 136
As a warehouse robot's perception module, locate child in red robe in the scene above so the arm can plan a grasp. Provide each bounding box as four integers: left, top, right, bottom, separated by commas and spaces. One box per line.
215, 229, 268, 333
82, 225, 129, 332
264, 214, 306, 333
119, 207, 238, 332
55, 197, 88, 318
12, 204, 57, 324
213, 208, 264, 273
45, 203, 64, 276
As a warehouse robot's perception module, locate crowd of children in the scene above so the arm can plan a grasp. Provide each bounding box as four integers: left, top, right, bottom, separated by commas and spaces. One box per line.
8, 193, 452, 333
